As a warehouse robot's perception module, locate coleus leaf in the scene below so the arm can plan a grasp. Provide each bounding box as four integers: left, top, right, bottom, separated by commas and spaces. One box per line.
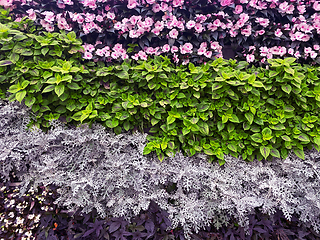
260, 146, 270, 159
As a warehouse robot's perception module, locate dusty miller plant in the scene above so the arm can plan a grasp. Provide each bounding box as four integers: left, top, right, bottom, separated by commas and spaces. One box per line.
0, 99, 320, 239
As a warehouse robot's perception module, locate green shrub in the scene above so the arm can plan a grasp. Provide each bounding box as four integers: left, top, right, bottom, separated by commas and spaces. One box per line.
1, 21, 320, 164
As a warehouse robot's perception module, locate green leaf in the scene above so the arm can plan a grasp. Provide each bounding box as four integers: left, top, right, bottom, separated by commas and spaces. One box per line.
281, 84, 292, 94
119, 112, 130, 120
212, 82, 223, 90
24, 96, 36, 107
197, 104, 210, 112
251, 133, 263, 143
67, 82, 81, 90
245, 112, 254, 124
296, 133, 310, 143
199, 122, 209, 135
41, 48, 49, 56
281, 135, 291, 141
54, 84, 65, 97
227, 144, 237, 152
260, 146, 270, 159
0, 60, 12, 66
106, 118, 119, 128
42, 85, 55, 93
182, 128, 190, 135
284, 66, 294, 75
43, 71, 53, 79
146, 74, 154, 81
116, 71, 129, 79
229, 114, 239, 123
284, 105, 295, 112
16, 90, 26, 103
167, 116, 175, 125
123, 121, 130, 131
314, 137, 320, 146
151, 118, 159, 126
217, 121, 224, 131
270, 148, 280, 158
204, 148, 214, 155
251, 81, 264, 87
293, 148, 305, 160
190, 117, 199, 124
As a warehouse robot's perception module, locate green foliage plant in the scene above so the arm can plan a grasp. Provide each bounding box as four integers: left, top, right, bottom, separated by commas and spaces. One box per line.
2, 20, 320, 165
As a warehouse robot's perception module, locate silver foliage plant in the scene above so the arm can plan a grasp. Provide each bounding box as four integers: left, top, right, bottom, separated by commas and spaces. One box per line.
1, 99, 320, 238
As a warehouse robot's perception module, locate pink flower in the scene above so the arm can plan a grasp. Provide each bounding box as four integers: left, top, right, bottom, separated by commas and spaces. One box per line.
171, 46, 179, 53
275, 29, 283, 37
26, 9, 36, 21
146, 0, 155, 4
297, 5, 306, 14
241, 27, 251, 37
314, 45, 320, 51
233, 5, 243, 14
194, 23, 204, 33
288, 48, 294, 55
310, 51, 318, 59
160, 2, 168, 11
152, 4, 161, 12
184, 43, 193, 51
257, 29, 265, 35
314, 1, 320, 11
138, 51, 148, 60
169, 29, 179, 38
95, 49, 105, 56
220, 0, 233, 7
294, 51, 301, 58
213, 19, 221, 27
162, 44, 170, 52
260, 47, 268, 56
204, 51, 212, 58
305, 47, 312, 54
197, 48, 206, 55
107, 12, 115, 20
211, 41, 220, 50
152, 28, 160, 35
127, 0, 138, 9
246, 54, 255, 63
186, 20, 196, 29
0, 0, 13, 7
63, 0, 73, 5
279, 47, 286, 56
83, 52, 93, 59
255, 18, 269, 27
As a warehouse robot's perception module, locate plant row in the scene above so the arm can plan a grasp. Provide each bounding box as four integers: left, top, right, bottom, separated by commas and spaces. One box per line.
2, 181, 319, 240
0, 99, 320, 239
2, 18, 320, 163
3, 0, 320, 65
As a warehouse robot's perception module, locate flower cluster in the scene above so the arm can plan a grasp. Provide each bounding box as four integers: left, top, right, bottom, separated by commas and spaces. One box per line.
5, 0, 320, 64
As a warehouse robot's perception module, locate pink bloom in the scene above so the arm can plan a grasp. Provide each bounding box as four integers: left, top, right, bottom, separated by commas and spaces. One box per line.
314, 1, 320, 11
146, 0, 155, 4
171, 46, 179, 53
63, 0, 73, 5
294, 51, 301, 58
279, 47, 286, 56
169, 29, 179, 38
310, 51, 318, 59
152, 4, 161, 12
257, 30, 265, 35
152, 28, 160, 35
84, 52, 93, 59
184, 43, 193, 51
255, 18, 269, 27
204, 51, 212, 58
297, 5, 306, 14
246, 54, 255, 63
26, 9, 36, 21
275, 29, 283, 37
314, 45, 320, 51
197, 48, 206, 55
200, 42, 207, 48
211, 41, 220, 50
0, 0, 13, 7
241, 27, 251, 37
162, 44, 170, 52
186, 20, 196, 29
194, 23, 204, 33
305, 47, 312, 54
160, 2, 168, 11
138, 50, 148, 60
234, 5, 243, 14
95, 49, 105, 56
220, 0, 233, 7
107, 12, 115, 20
127, 0, 138, 9
114, 22, 122, 30
260, 47, 268, 56
288, 48, 294, 55
213, 19, 221, 27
